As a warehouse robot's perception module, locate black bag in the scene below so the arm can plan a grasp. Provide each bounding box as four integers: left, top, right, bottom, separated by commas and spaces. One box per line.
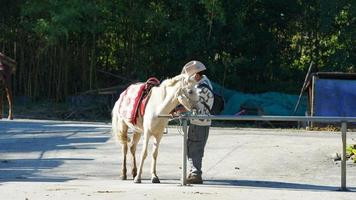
211, 92, 225, 115
198, 83, 225, 115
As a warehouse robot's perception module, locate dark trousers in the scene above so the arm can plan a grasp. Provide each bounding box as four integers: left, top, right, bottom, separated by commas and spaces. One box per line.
187, 124, 210, 176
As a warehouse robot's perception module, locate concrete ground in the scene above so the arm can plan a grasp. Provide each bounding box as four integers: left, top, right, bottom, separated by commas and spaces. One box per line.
0, 119, 356, 200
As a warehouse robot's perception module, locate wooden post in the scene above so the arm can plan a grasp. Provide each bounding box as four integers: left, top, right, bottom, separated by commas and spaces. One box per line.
310, 75, 316, 128
341, 122, 347, 191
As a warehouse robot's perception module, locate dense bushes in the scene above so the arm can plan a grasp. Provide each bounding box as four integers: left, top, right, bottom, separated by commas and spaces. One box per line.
0, 0, 354, 101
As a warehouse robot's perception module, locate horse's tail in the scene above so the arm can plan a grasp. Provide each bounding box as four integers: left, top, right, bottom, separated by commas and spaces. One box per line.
111, 101, 129, 144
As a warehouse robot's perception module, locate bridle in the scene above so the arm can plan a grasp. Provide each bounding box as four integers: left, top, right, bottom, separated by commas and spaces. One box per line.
176, 76, 198, 110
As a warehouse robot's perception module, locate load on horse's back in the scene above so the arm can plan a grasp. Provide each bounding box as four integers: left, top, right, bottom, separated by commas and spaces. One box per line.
112, 73, 199, 183
0, 52, 16, 120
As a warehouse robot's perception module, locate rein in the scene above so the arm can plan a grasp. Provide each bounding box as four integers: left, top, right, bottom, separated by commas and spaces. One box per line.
177, 77, 198, 110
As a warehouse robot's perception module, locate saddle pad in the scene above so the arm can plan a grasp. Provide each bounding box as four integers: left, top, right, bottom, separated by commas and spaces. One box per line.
117, 83, 146, 124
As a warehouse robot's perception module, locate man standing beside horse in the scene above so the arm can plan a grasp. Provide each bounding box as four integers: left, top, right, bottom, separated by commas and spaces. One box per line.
180, 60, 214, 184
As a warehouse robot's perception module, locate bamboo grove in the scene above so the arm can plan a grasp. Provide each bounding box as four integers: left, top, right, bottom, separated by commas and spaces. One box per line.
0, 0, 355, 101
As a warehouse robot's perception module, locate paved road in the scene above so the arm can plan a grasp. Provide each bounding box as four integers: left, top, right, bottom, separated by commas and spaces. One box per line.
1, 119, 356, 199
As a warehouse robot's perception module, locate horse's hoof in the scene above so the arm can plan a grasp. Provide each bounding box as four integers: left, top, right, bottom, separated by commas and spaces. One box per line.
120, 175, 127, 180
151, 176, 160, 183
134, 178, 141, 183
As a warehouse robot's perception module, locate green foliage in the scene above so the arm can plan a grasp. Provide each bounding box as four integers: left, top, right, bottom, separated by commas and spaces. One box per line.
346, 144, 356, 163
0, 0, 354, 100
21, 0, 103, 45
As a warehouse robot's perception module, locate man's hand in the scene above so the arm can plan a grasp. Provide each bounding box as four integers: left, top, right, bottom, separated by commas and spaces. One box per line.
170, 105, 188, 117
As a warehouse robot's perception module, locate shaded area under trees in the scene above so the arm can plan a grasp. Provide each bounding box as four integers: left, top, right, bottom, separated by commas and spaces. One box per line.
0, 0, 354, 102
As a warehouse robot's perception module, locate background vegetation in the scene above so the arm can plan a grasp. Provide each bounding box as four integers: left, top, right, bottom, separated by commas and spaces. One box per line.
1, 0, 355, 102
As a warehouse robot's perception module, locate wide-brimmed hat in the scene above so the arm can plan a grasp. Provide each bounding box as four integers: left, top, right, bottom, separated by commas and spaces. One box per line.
181, 60, 206, 76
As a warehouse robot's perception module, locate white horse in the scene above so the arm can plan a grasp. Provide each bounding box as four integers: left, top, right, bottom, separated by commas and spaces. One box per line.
112, 73, 198, 183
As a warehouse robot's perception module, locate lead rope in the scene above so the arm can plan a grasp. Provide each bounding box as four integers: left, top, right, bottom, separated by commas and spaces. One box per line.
177, 117, 184, 136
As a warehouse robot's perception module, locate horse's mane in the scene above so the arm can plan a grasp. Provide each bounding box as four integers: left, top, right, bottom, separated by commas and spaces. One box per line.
160, 74, 186, 87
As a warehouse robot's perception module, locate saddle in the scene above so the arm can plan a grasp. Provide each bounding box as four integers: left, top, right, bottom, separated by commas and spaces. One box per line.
138, 77, 161, 116
118, 77, 160, 124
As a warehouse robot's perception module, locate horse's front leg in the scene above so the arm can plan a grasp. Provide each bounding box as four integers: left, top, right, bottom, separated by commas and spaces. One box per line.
151, 134, 163, 183
130, 132, 141, 179
5, 84, 13, 120
134, 131, 150, 183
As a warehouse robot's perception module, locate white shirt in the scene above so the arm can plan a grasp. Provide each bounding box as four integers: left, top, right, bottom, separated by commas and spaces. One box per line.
190, 75, 214, 126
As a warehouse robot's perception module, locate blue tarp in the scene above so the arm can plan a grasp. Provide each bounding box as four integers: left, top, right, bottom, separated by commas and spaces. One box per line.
315, 79, 356, 117
211, 83, 307, 116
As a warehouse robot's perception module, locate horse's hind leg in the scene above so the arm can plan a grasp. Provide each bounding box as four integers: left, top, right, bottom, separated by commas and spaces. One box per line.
129, 132, 141, 179
113, 119, 129, 180
5, 83, 13, 120
151, 134, 163, 183
120, 140, 128, 180
0, 90, 3, 119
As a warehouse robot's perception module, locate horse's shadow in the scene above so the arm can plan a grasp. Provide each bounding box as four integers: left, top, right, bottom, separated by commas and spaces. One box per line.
204, 179, 356, 192
0, 158, 91, 182
0, 120, 110, 182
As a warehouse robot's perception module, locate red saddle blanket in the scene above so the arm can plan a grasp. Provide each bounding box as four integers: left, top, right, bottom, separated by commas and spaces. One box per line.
117, 77, 160, 125
117, 83, 146, 124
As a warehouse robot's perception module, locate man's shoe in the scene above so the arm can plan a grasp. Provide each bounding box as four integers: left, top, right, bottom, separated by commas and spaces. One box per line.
186, 174, 203, 184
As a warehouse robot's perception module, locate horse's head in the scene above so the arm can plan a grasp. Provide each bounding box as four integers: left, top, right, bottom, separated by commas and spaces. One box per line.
175, 74, 199, 111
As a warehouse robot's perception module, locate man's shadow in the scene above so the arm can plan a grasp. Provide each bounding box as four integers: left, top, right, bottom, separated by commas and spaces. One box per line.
204, 179, 356, 192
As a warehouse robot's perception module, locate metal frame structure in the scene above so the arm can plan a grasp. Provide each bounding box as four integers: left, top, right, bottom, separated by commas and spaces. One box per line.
159, 114, 356, 190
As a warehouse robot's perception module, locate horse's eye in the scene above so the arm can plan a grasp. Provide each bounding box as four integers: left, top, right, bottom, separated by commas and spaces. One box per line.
188, 89, 193, 95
